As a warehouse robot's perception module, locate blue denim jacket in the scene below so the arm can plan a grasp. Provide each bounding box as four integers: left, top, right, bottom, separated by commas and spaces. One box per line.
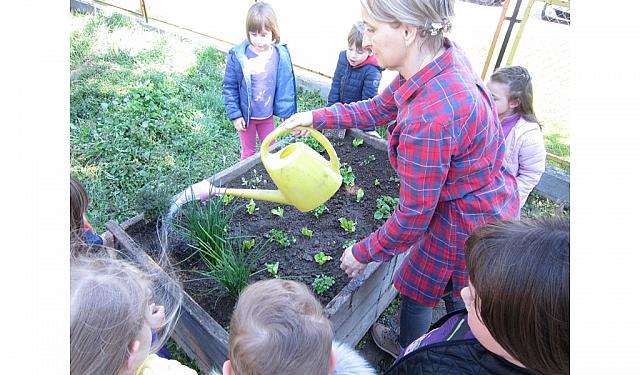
223, 40, 297, 125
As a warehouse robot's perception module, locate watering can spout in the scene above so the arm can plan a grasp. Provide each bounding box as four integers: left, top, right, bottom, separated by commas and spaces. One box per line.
223, 188, 289, 205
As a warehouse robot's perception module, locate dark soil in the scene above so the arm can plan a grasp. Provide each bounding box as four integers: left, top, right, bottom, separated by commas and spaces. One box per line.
129, 133, 400, 330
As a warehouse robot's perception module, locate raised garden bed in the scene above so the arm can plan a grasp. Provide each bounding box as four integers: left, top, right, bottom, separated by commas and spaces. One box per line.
106, 129, 406, 374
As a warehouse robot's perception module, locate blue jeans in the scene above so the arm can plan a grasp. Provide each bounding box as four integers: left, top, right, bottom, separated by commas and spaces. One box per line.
398, 278, 465, 348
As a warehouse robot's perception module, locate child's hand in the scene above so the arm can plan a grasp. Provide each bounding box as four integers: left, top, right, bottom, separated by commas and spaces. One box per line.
146, 303, 165, 329
233, 117, 246, 132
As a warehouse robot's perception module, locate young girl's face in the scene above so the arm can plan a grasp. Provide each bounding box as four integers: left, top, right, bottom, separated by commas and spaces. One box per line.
461, 282, 524, 367
487, 80, 518, 120
347, 43, 369, 67
249, 29, 273, 52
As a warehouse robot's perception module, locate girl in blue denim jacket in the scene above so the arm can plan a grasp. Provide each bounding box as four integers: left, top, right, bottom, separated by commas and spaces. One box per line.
223, 1, 297, 160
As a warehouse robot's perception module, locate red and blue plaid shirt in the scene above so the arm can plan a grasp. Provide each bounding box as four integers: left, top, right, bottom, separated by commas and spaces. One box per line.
313, 40, 519, 307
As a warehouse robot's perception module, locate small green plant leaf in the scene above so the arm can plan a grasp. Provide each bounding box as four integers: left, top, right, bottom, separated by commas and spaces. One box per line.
312, 204, 329, 218
374, 195, 399, 220
269, 229, 290, 248
340, 163, 355, 186
352, 138, 364, 147
246, 199, 258, 215
356, 188, 364, 203
242, 239, 255, 250
374, 179, 381, 186
265, 262, 279, 278
271, 206, 284, 218
222, 194, 235, 205
313, 252, 333, 266
338, 217, 356, 233
312, 274, 336, 296
301, 227, 314, 237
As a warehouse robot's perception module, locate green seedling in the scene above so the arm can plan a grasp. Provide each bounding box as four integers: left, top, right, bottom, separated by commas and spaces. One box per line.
246, 199, 258, 215
374, 178, 381, 186
271, 206, 284, 218
340, 163, 355, 186
265, 262, 279, 278
358, 154, 376, 166
352, 138, 364, 147
342, 239, 357, 249
374, 195, 400, 220
312, 204, 329, 218
222, 194, 235, 205
312, 274, 336, 296
241, 169, 264, 189
356, 188, 364, 203
242, 238, 255, 250
389, 175, 400, 183
301, 227, 314, 237
269, 229, 290, 248
338, 217, 356, 233
314, 252, 333, 266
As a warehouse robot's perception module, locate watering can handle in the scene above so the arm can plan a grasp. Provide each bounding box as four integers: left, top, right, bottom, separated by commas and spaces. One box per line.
260, 126, 341, 173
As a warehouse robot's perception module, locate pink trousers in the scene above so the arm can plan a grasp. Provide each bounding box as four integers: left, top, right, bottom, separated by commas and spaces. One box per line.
238, 116, 275, 160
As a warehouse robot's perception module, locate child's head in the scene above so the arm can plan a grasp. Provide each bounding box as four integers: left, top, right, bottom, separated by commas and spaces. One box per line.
346, 21, 371, 67
488, 65, 538, 123
245, 1, 280, 51
70, 255, 176, 375
462, 216, 569, 374
70, 175, 89, 235
224, 279, 334, 375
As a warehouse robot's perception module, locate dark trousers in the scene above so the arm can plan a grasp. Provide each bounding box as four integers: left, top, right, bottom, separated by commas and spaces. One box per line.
398, 278, 465, 348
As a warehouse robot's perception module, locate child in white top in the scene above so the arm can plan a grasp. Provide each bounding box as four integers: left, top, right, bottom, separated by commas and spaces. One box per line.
487, 66, 546, 211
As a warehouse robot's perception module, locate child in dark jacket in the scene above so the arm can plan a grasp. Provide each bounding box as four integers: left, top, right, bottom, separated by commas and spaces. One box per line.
223, 1, 297, 160
328, 22, 382, 136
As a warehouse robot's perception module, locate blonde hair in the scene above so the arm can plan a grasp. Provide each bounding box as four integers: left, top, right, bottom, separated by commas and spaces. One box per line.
229, 279, 333, 375
360, 0, 454, 52
490, 65, 539, 124
70, 175, 89, 245
70, 255, 181, 375
245, 1, 281, 44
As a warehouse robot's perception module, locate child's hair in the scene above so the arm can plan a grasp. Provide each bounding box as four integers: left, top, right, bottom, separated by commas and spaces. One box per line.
347, 21, 366, 49
490, 65, 539, 124
464, 216, 569, 375
245, 1, 280, 44
229, 279, 334, 375
70, 255, 181, 375
70, 175, 88, 236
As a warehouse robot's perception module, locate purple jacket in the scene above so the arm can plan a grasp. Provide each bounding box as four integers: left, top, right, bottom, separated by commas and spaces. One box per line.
502, 117, 546, 210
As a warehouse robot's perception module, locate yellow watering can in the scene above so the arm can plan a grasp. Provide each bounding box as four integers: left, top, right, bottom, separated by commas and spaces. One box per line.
168, 126, 342, 219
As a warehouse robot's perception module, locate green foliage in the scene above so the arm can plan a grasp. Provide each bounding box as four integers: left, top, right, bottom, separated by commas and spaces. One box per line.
300, 136, 326, 154
312, 204, 329, 218
176, 196, 237, 265
373, 179, 380, 186
312, 275, 336, 296
246, 199, 258, 215
134, 175, 176, 222
265, 262, 279, 278
222, 194, 235, 205
297, 87, 326, 112
340, 163, 355, 186
313, 252, 333, 266
241, 169, 264, 189
374, 196, 399, 220
358, 154, 376, 166
352, 138, 364, 147
70, 12, 238, 232
301, 227, 314, 237
356, 188, 364, 203
242, 238, 255, 250
343, 239, 357, 249
269, 229, 290, 248
338, 217, 357, 233
521, 192, 570, 218
271, 206, 284, 218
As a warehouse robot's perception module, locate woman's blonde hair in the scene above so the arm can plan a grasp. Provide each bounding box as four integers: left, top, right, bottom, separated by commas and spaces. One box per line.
70, 254, 181, 375
245, 1, 281, 44
360, 0, 454, 52
229, 279, 333, 375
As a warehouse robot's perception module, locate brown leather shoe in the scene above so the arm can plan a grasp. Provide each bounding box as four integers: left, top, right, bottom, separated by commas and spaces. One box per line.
371, 323, 401, 359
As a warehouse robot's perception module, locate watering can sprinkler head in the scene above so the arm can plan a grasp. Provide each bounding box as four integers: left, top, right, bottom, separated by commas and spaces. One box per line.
166, 126, 342, 221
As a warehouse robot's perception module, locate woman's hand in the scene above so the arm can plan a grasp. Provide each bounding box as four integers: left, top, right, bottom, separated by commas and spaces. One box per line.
340, 245, 367, 278
233, 117, 246, 132
281, 111, 314, 136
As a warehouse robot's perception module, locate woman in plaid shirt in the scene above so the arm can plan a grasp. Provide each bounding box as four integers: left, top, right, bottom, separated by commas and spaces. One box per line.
282, 0, 519, 357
